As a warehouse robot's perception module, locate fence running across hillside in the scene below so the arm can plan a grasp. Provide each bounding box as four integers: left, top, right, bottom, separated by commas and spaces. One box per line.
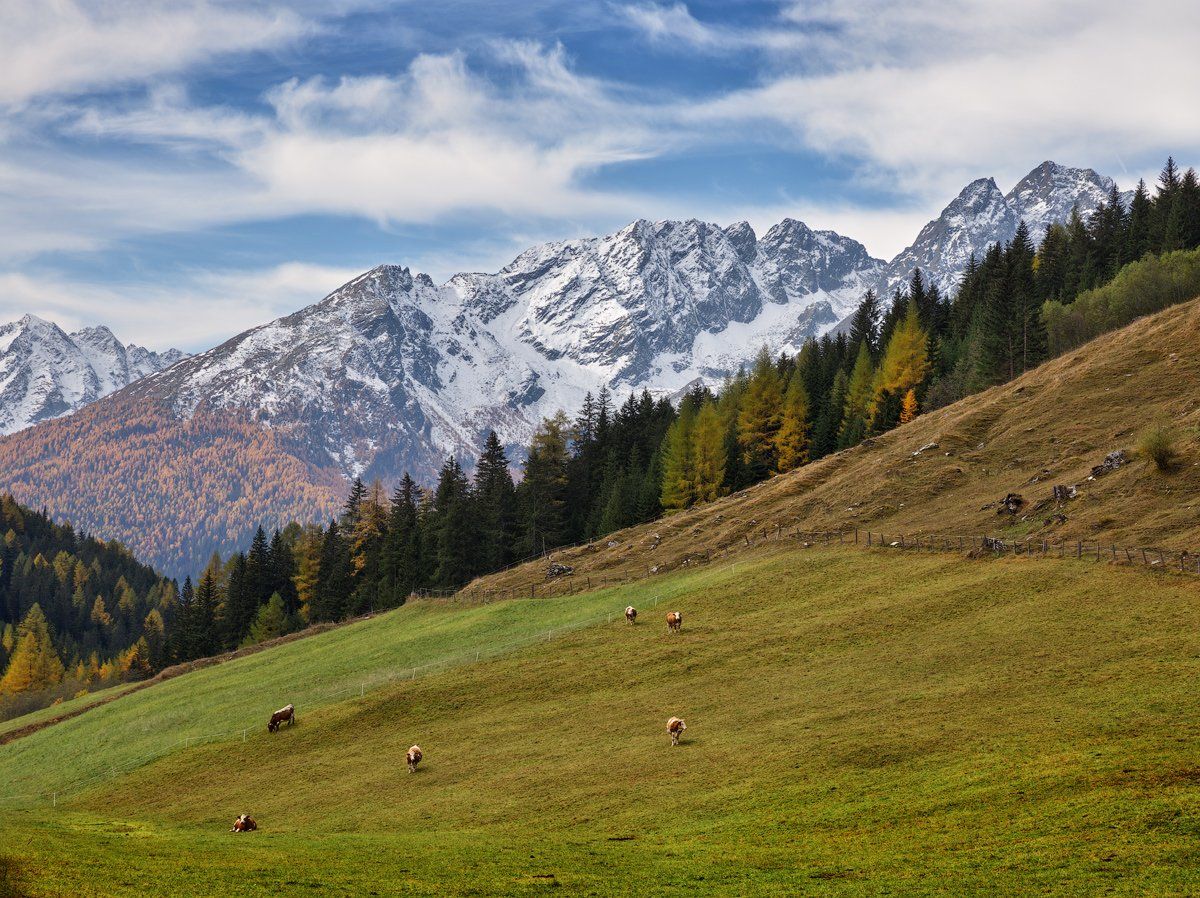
802, 526, 1200, 575
0, 591, 674, 809
428, 522, 1200, 608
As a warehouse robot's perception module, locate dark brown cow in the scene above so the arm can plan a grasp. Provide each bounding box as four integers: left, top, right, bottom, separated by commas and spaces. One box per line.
267, 703, 295, 733
407, 745, 423, 773
666, 611, 682, 633
625, 605, 637, 625
231, 814, 257, 833
667, 717, 687, 746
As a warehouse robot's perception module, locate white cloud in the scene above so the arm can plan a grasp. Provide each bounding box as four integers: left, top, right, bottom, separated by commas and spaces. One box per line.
0, 0, 310, 106
0, 263, 362, 350
647, 0, 1200, 201
1, 0, 1197, 325
237, 47, 655, 223
0, 42, 663, 261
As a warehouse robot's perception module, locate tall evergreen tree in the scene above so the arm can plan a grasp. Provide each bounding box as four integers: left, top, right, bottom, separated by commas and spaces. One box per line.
222, 552, 255, 647
774, 372, 810, 472
473, 433, 517, 573
737, 347, 784, 480
379, 474, 423, 606
192, 569, 221, 659
848, 289, 881, 358
312, 522, 351, 622
431, 457, 476, 589
659, 403, 697, 511
518, 413, 571, 555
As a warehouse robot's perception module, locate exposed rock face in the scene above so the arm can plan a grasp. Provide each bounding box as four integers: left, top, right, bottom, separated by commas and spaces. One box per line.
1004, 161, 1121, 243
878, 161, 1121, 298
0, 315, 184, 434
124, 218, 885, 480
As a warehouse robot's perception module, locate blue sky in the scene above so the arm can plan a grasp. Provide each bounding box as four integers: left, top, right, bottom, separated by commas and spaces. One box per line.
1, 0, 1196, 350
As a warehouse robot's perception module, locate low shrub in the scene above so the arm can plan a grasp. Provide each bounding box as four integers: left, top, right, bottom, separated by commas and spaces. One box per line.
1139, 424, 1180, 472
1043, 248, 1200, 355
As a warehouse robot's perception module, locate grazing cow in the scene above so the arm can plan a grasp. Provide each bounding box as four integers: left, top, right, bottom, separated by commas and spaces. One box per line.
267, 703, 295, 733
407, 745, 423, 773
625, 606, 637, 625
667, 717, 687, 746
666, 611, 682, 633
231, 814, 257, 833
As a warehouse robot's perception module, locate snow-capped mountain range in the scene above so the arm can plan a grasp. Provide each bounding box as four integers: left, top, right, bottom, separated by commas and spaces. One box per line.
3, 161, 1118, 479
878, 161, 1121, 297
0, 315, 185, 434
128, 217, 880, 478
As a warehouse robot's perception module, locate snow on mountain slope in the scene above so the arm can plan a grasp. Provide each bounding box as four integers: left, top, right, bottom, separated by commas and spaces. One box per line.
126, 218, 882, 480
4, 161, 1118, 485
0, 315, 185, 434
879, 161, 1120, 298
0, 160, 1126, 573
879, 177, 1018, 299
120, 161, 1116, 482
1004, 161, 1118, 243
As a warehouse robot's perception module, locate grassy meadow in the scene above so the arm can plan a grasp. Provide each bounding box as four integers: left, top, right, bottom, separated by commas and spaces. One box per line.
2, 545, 1200, 895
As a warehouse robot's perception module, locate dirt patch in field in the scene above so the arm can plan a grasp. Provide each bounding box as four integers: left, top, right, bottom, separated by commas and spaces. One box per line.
0, 855, 31, 898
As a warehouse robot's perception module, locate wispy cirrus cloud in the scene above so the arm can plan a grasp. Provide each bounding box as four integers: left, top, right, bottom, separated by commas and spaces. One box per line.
623, 0, 1200, 198
0, 41, 663, 262
0, 0, 313, 107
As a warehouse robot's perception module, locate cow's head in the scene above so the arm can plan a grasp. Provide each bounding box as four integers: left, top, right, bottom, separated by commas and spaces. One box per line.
267, 720, 279, 733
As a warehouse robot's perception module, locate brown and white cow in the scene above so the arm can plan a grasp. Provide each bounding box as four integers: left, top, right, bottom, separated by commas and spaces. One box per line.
231, 814, 257, 833
625, 606, 637, 625
666, 611, 682, 633
667, 717, 687, 746
267, 703, 295, 733
407, 745, 423, 773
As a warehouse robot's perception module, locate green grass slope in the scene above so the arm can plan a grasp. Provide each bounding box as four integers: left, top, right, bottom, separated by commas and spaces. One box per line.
3, 546, 1200, 896
0, 582, 672, 799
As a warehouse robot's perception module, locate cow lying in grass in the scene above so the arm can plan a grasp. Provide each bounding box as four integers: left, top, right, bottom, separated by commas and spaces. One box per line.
625, 606, 637, 625
267, 703, 295, 733
231, 814, 257, 833
407, 745, 423, 773
667, 717, 687, 746
666, 611, 682, 633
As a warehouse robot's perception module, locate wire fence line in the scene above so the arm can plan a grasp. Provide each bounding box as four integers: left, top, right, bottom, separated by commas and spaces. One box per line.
0, 592, 672, 810
451, 521, 1200, 605
794, 525, 1200, 575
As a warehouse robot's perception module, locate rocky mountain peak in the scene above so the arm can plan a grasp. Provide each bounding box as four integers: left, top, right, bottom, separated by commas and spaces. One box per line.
0, 316, 185, 435
1005, 161, 1116, 242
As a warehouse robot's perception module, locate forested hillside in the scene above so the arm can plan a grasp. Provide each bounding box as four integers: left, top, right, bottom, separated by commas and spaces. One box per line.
0, 495, 177, 719
0, 399, 344, 576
